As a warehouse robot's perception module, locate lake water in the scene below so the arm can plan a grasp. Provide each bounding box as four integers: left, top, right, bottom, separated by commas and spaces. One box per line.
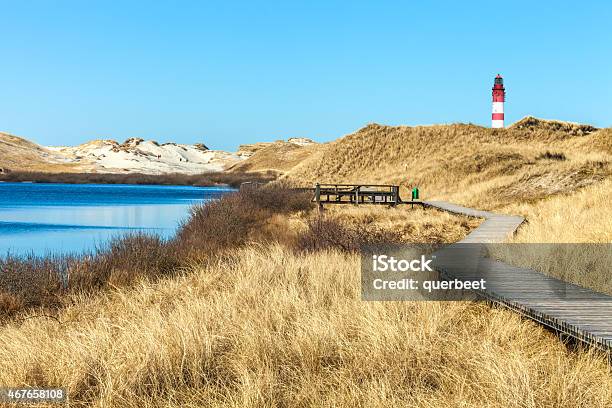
0, 182, 233, 257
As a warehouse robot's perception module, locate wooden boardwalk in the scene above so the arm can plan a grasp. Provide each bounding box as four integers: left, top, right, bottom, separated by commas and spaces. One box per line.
424, 200, 612, 352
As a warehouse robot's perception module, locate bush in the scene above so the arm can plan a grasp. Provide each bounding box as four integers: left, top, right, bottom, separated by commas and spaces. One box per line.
0, 234, 181, 319
75, 234, 180, 290
176, 187, 312, 256
297, 216, 402, 253
536, 151, 566, 161
0, 256, 71, 315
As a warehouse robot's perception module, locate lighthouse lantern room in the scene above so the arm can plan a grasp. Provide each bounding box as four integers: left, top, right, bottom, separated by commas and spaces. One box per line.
492, 74, 505, 128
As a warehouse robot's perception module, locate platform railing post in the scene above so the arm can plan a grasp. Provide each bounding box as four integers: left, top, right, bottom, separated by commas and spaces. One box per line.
315, 183, 322, 212
392, 186, 398, 206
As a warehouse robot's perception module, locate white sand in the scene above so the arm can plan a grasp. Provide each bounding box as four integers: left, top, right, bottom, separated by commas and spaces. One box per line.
49, 140, 244, 174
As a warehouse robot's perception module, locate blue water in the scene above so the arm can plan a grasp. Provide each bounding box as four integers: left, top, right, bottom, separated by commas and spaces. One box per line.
0, 182, 232, 257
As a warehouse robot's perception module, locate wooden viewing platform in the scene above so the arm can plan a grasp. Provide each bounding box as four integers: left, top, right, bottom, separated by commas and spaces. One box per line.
312, 183, 423, 208
426, 200, 612, 352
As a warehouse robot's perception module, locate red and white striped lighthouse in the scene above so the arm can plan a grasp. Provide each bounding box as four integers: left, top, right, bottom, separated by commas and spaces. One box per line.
492, 74, 505, 128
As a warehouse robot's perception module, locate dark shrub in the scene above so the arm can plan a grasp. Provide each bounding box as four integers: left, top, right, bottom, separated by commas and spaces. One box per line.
0, 234, 179, 318
79, 234, 180, 289
0, 255, 72, 317
176, 187, 312, 256
297, 216, 402, 253
536, 151, 566, 161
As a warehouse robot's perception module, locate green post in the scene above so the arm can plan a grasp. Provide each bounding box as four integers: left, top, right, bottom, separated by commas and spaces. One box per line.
412, 187, 419, 201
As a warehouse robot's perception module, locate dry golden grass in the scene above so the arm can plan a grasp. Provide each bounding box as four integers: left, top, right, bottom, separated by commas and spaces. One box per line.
318, 205, 480, 244
229, 141, 319, 173
488, 179, 612, 294
251, 202, 481, 254
1, 245, 610, 407
503, 178, 612, 243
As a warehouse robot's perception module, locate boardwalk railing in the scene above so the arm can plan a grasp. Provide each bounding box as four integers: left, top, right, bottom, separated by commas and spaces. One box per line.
312, 183, 423, 208
239, 181, 265, 192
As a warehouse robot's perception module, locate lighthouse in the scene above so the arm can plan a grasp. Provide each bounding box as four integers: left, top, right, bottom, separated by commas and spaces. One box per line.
492, 74, 505, 128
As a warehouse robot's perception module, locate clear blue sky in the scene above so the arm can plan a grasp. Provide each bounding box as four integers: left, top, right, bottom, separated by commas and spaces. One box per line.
1, 1, 610, 150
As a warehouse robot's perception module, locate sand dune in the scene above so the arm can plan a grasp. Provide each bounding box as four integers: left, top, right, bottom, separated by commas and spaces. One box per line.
48, 138, 243, 174
1, 132, 317, 175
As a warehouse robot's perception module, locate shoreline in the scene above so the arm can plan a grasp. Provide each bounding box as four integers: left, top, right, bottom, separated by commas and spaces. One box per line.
0, 169, 277, 188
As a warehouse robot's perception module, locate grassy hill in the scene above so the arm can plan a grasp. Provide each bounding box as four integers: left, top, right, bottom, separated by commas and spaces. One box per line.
281, 117, 611, 211
0, 132, 82, 172
229, 140, 319, 174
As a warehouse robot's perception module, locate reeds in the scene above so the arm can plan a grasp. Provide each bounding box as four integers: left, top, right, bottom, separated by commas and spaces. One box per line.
0, 170, 277, 188
0, 245, 609, 407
